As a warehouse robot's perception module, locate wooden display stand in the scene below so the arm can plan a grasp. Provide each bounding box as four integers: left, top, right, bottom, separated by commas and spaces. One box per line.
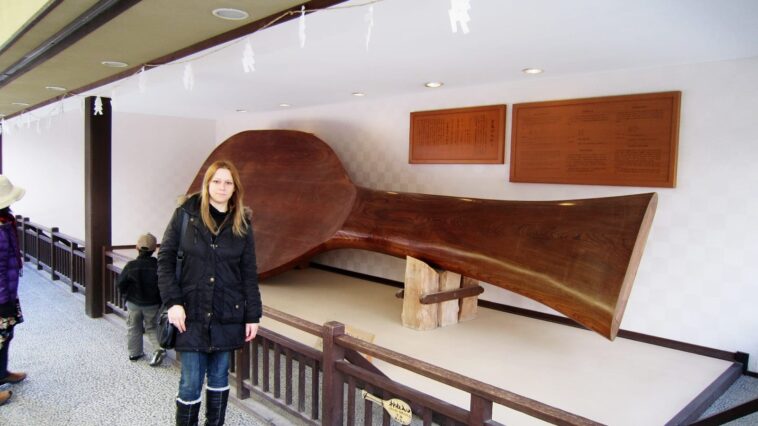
397, 257, 484, 330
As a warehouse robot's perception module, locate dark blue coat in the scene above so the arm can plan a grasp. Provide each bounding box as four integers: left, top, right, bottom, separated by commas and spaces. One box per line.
0, 218, 21, 317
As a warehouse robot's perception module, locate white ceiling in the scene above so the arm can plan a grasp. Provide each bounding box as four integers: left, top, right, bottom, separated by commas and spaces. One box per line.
87, 0, 758, 120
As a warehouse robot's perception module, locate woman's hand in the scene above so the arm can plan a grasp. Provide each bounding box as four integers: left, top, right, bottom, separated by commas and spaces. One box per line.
245, 323, 259, 342
168, 305, 187, 333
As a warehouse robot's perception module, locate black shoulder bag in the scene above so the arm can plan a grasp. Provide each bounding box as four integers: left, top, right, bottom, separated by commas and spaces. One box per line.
158, 210, 188, 350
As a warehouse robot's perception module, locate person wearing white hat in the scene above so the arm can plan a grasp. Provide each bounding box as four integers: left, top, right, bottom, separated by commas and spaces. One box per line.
0, 175, 27, 406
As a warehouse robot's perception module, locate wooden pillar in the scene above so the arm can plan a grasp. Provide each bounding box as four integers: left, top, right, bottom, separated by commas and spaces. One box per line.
322, 321, 346, 426
84, 96, 111, 318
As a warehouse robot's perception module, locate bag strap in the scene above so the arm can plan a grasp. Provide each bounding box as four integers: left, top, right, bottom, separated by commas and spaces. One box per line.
175, 210, 189, 283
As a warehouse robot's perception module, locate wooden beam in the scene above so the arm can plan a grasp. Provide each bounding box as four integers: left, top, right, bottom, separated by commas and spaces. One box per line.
396, 284, 484, 305
421, 285, 484, 305
84, 96, 111, 318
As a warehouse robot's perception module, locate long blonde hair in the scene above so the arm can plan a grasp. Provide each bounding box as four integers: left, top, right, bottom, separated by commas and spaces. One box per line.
200, 160, 248, 237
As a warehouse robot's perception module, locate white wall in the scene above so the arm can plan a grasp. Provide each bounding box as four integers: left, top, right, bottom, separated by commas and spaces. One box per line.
1, 108, 216, 246
112, 112, 215, 245
2, 107, 85, 238
216, 57, 758, 371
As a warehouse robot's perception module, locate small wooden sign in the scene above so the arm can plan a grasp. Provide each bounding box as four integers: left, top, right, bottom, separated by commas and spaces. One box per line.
510, 92, 680, 187
410, 105, 506, 164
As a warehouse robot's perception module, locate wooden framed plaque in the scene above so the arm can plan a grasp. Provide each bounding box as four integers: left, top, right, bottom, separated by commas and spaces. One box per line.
410, 105, 506, 164
510, 91, 680, 187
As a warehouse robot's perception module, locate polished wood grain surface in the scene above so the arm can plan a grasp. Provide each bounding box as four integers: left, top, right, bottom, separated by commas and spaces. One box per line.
189, 130, 657, 339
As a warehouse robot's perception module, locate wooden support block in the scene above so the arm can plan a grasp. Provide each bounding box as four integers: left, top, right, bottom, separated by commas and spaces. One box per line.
438, 271, 461, 327
401, 257, 439, 330
459, 276, 480, 322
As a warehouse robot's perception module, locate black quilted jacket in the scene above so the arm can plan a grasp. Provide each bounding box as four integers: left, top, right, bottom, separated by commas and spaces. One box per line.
117, 251, 161, 306
157, 194, 261, 352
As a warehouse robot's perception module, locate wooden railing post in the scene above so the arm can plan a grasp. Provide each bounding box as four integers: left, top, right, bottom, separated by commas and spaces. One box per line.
470, 394, 494, 426
35, 226, 41, 269
50, 227, 59, 280
322, 321, 346, 426
18, 217, 29, 261
236, 343, 251, 400
102, 247, 112, 314
69, 241, 78, 292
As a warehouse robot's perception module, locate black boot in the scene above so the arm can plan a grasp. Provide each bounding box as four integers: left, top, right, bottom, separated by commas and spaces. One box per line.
176, 399, 201, 426
204, 388, 229, 426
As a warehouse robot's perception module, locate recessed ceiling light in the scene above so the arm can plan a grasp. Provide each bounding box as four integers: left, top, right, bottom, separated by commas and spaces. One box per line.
279, 103, 291, 108
352, 92, 366, 97
235, 109, 247, 113
12, 102, 30, 107
424, 81, 444, 88
101, 60, 128, 68
45, 86, 67, 92
212, 8, 249, 20
522, 68, 544, 75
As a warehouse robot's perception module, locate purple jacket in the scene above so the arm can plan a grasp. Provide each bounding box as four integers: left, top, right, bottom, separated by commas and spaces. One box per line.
0, 220, 21, 308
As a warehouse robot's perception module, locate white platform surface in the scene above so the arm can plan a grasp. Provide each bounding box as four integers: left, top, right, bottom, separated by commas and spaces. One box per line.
257, 267, 729, 425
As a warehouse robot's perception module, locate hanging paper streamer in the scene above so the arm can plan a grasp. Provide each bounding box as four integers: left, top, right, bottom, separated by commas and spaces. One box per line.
183, 63, 195, 91
299, 5, 306, 48
110, 90, 117, 109
25, 113, 31, 128
449, 0, 471, 34
0, 119, 4, 136
94, 96, 104, 115
365, 5, 374, 51
36, 119, 41, 134
138, 66, 147, 93
242, 39, 256, 73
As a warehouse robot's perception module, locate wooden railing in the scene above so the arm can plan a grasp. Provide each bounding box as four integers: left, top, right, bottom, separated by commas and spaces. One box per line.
14, 216, 758, 425
233, 306, 602, 426
99, 246, 599, 425
15, 215, 86, 293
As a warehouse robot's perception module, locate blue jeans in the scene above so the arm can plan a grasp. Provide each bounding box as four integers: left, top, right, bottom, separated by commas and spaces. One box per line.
177, 351, 230, 404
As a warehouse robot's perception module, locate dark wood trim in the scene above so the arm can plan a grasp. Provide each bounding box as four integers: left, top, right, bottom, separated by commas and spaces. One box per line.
665, 362, 743, 425
0, 0, 142, 89
690, 396, 758, 425
84, 96, 111, 318
0, 0, 64, 56
310, 262, 404, 287
310, 262, 751, 369
3, 0, 349, 120
143, 0, 348, 68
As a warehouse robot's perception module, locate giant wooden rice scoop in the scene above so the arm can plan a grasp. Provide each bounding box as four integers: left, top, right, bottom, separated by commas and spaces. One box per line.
189, 130, 657, 340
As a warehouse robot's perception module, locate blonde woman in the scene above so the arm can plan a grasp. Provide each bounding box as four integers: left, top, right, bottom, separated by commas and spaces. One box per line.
158, 161, 261, 425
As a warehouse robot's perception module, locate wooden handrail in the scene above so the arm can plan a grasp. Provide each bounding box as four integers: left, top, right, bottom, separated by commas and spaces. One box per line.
53, 230, 84, 246
263, 305, 323, 337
